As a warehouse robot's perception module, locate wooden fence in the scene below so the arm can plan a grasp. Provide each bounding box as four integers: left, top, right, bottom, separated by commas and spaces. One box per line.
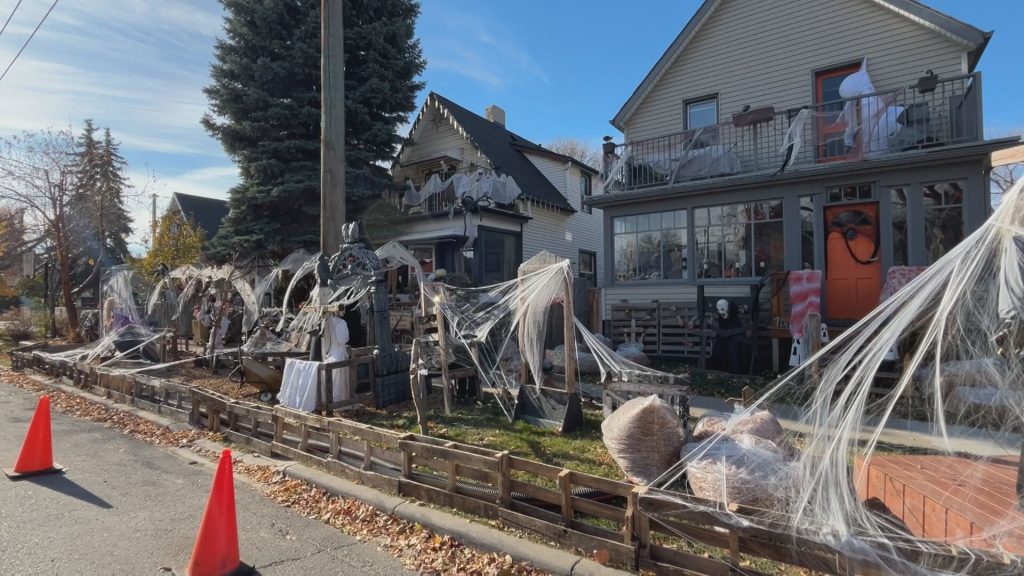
9, 348, 1016, 576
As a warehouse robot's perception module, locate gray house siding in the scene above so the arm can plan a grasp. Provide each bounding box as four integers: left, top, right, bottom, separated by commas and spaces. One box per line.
625, 0, 968, 142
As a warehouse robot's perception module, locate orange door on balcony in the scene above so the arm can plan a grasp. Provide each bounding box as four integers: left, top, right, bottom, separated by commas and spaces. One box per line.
816, 64, 860, 162
825, 203, 881, 321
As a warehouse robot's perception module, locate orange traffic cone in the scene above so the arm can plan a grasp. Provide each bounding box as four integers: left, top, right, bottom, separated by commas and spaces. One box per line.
4, 395, 63, 479
178, 449, 252, 576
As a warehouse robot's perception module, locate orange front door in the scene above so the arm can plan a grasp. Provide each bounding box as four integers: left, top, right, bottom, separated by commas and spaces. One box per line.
825, 203, 882, 321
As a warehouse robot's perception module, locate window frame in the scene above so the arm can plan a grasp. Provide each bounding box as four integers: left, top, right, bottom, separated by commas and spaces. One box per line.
612, 209, 689, 284
693, 199, 785, 280
578, 250, 596, 284
580, 171, 593, 214
684, 95, 719, 131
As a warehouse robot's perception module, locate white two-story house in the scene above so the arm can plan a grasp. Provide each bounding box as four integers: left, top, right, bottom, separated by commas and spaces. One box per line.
587, 0, 1019, 364
389, 93, 604, 291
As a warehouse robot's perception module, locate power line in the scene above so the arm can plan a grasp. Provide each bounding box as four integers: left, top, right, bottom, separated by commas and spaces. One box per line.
0, 0, 24, 40
0, 0, 59, 85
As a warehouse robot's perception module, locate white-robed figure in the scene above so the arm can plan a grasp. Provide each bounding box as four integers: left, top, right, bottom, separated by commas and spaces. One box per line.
322, 316, 350, 402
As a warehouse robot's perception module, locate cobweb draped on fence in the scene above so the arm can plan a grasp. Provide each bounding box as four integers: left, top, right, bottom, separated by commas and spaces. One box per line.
645, 179, 1024, 575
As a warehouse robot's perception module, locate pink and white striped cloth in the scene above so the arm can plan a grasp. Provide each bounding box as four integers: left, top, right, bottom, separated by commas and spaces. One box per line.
788, 270, 822, 338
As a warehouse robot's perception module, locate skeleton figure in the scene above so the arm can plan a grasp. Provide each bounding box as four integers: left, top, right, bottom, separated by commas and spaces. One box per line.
716, 299, 730, 319
711, 298, 747, 372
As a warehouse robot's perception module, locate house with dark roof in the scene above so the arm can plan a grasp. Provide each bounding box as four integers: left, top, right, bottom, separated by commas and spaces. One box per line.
168, 192, 230, 245
586, 0, 1020, 363
388, 93, 604, 287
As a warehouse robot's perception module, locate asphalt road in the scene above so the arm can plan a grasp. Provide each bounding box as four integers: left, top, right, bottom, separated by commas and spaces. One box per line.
0, 384, 412, 575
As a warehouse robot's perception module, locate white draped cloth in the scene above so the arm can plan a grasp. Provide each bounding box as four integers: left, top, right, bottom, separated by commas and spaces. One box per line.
278, 358, 320, 412
277, 318, 351, 412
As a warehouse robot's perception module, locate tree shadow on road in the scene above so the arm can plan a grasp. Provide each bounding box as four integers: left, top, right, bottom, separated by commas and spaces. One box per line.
24, 473, 113, 509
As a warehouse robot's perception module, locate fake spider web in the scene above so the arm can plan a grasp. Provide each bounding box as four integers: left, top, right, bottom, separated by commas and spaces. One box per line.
642, 179, 1024, 575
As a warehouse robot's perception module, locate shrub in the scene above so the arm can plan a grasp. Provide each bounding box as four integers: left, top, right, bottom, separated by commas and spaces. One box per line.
0, 294, 19, 312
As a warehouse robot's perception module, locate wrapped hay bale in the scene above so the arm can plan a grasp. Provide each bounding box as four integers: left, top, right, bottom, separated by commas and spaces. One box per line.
602, 395, 685, 484
691, 409, 784, 443
683, 434, 790, 508
691, 413, 729, 441
731, 410, 784, 443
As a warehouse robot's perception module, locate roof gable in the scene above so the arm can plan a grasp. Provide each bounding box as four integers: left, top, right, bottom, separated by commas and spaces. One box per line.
170, 192, 229, 242
402, 93, 583, 212
611, 0, 992, 130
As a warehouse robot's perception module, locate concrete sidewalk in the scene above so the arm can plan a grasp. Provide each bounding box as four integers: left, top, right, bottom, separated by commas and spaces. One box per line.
15, 374, 633, 576
690, 394, 1023, 456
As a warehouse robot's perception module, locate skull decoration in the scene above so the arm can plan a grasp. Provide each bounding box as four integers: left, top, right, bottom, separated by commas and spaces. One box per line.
716, 298, 730, 319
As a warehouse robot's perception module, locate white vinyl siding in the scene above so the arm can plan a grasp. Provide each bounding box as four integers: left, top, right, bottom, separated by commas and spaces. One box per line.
522, 153, 605, 286
625, 0, 968, 142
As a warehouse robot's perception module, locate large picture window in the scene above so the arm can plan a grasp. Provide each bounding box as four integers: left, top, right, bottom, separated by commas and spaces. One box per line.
613, 210, 687, 282
923, 181, 964, 264
694, 200, 784, 278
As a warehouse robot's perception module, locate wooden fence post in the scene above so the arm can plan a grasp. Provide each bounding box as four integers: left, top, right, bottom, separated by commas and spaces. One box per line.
445, 441, 458, 493
557, 469, 573, 527
400, 433, 413, 478
497, 451, 511, 507
633, 486, 651, 561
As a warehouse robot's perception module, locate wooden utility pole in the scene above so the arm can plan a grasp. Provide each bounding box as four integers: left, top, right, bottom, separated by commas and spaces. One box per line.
321, 0, 346, 254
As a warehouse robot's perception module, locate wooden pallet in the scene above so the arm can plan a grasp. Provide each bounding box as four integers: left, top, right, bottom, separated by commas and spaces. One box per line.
657, 301, 708, 358
609, 302, 660, 355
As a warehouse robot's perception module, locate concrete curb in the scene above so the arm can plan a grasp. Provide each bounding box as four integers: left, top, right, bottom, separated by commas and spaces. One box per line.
19, 374, 635, 576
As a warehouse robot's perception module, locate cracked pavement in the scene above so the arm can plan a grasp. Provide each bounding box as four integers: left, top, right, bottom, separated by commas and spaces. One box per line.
0, 384, 412, 575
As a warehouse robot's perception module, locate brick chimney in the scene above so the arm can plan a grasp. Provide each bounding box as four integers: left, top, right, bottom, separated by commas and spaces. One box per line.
485, 104, 505, 127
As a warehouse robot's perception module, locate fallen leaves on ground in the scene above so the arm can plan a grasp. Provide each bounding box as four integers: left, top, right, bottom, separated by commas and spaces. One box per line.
0, 368, 548, 575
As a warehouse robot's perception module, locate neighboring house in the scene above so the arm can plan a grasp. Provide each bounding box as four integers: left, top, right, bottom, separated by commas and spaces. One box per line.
168, 192, 230, 245
588, 0, 1020, 354
389, 93, 604, 288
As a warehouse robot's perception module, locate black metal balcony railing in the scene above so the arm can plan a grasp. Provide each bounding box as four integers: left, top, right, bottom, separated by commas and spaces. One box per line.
602, 73, 982, 193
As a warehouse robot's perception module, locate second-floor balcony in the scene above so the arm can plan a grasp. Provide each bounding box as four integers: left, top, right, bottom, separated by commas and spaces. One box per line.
385, 168, 526, 217
602, 73, 982, 194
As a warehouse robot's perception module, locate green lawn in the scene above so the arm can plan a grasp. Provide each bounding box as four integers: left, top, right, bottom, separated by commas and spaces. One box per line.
347, 392, 622, 480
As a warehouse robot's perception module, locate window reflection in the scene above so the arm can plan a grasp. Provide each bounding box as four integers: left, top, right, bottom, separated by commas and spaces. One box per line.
923, 181, 964, 264
695, 199, 785, 278
613, 210, 687, 281
891, 187, 909, 266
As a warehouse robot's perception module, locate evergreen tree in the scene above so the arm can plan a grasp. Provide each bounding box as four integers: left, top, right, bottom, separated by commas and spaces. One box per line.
70, 121, 132, 270
203, 0, 425, 261
95, 128, 133, 263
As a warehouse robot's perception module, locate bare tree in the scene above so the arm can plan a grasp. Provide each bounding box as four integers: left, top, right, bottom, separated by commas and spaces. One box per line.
0, 129, 82, 337
545, 137, 603, 170
992, 163, 1022, 207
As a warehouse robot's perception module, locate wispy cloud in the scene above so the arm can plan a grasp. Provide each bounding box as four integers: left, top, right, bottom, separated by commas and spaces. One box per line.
418, 6, 548, 89
0, 0, 225, 157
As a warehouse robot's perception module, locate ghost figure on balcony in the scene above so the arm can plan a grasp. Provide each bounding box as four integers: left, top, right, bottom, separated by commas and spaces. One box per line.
837, 58, 904, 158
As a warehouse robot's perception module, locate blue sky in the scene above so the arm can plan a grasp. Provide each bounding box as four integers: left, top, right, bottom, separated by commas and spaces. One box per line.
0, 0, 1020, 252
